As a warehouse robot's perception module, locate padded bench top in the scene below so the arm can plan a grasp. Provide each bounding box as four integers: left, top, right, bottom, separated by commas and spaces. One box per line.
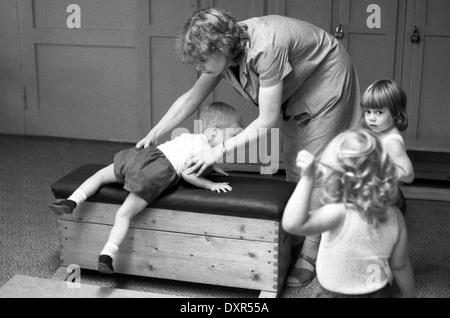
51, 164, 295, 221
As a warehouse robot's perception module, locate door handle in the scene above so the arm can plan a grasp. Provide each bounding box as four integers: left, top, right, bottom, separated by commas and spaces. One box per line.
334, 24, 344, 40
411, 25, 420, 43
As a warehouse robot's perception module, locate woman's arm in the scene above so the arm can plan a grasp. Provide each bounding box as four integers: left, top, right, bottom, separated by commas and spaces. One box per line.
185, 81, 284, 176
385, 139, 415, 183
136, 74, 222, 148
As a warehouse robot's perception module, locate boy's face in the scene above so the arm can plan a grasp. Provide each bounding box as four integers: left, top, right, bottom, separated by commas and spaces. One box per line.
364, 107, 394, 133
209, 126, 242, 147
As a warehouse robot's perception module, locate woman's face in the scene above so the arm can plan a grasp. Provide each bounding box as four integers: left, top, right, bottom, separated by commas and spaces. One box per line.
196, 53, 229, 77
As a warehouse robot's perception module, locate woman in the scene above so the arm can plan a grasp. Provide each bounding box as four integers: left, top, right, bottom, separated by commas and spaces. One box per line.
137, 8, 361, 288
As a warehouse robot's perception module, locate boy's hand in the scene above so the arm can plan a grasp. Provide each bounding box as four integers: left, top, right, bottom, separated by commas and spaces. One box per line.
210, 182, 232, 193
296, 150, 315, 178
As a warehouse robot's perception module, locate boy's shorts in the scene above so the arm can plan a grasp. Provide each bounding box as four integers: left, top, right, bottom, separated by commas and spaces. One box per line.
113, 146, 179, 204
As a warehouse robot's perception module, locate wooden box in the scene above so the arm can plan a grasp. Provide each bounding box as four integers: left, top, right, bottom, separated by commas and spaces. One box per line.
52, 165, 295, 297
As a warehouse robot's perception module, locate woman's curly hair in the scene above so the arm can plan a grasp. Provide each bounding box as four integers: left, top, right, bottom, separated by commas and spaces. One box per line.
320, 129, 399, 225
176, 8, 249, 64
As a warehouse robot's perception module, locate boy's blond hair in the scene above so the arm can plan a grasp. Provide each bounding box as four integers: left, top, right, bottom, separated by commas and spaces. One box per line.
198, 102, 243, 132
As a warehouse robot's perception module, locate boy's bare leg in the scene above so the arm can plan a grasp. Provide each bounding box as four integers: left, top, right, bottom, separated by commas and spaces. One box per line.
49, 164, 117, 215
107, 192, 148, 247
99, 192, 148, 274
76, 164, 117, 198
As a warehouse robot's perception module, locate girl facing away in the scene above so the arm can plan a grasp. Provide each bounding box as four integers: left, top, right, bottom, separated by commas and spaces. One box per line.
282, 129, 416, 298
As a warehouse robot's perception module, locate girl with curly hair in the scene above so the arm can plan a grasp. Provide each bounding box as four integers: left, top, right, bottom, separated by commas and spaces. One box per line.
282, 129, 416, 298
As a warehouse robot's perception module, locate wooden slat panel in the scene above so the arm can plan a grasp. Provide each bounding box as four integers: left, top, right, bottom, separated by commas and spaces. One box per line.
59, 201, 279, 242
59, 220, 279, 292
275, 228, 291, 293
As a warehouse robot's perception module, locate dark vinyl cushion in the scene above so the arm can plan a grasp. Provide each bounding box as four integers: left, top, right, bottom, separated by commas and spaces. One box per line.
50, 164, 295, 221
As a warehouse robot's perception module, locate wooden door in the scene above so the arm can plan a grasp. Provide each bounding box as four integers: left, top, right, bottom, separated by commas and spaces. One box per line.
335, 0, 401, 92
267, 0, 334, 33
0, 0, 25, 135
137, 0, 199, 144
403, 0, 450, 150
17, 0, 141, 142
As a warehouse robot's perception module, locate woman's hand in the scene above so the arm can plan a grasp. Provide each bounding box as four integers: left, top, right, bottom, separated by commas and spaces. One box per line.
136, 132, 157, 149
185, 146, 223, 177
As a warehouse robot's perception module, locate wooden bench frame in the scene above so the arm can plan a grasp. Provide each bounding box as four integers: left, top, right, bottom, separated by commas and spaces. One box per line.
55, 200, 291, 297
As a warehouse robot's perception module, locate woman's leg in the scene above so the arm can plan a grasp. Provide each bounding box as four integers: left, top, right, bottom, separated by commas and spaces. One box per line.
281, 99, 358, 286
286, 184, 322, 287
281, 55, 361, 287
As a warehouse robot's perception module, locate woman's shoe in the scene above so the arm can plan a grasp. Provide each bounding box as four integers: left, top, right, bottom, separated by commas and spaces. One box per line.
286, 254, 316, 288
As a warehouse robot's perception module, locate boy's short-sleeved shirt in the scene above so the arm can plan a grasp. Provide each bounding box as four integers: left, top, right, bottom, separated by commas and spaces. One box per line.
157, 133, 211, 175
222, 15, 356, 120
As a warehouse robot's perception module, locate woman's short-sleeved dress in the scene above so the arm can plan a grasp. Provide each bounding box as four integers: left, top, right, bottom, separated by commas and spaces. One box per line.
222, 15, 361, 182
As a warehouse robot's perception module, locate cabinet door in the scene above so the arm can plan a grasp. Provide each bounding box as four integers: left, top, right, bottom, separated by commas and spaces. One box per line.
267, 0, 333, 33
18, 0, 141, 142
0, 0, 25, 135
403, 0, 450, 150
336, 0, 400, 91
137, 0, 198, 144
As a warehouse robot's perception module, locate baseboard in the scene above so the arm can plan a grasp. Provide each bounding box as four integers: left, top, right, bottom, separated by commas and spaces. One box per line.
401, 184, 450, 202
